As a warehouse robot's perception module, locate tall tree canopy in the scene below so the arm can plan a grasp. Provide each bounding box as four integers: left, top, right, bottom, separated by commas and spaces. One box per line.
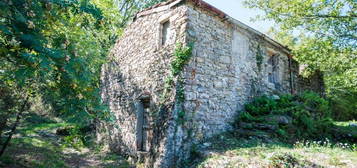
244, 0, 357, 119
0, 0, 117, 123
0, 0, 166, 156
0, 0, 165, 121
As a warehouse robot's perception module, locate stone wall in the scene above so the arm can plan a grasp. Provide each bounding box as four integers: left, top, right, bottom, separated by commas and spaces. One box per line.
98, 3, 190, 167
181, 2, 296, 143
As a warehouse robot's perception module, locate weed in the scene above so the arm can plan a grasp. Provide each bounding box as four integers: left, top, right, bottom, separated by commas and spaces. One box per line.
269, 153, 301, 168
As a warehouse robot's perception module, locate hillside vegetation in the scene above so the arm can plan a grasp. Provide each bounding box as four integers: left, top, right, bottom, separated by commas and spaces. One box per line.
190, 92, 357, 168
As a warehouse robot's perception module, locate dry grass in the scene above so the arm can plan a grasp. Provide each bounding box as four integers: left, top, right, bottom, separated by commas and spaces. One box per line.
194, 133, 357, 168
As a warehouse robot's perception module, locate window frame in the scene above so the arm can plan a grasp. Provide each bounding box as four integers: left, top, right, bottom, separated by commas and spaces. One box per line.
157, 14, 171, 48
268, 53, 280, 85
160, 20, 170, 46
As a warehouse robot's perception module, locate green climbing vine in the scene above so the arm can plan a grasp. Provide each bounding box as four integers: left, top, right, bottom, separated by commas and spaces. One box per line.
158, 43, 193, 125
256, 44, 264, 71
172, 43, 193, 125
171, 43, 194, 76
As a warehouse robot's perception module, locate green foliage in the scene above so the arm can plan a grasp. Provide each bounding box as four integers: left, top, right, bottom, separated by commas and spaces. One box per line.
171, 43, 193, 76
0, 0, 175, 157
244, 0, 357, 121
62, 127, 86, 150
160, 43, 193, 101
176, 83, 186, 124
157, 43, 193, 125
143, 0, 167, 8
177, 110, 186, 125
276, 128, 287, 137
189, 143, 200, 162
0, 0, 174, 123
24, 113, 56, 124
113, 0, 168, 27
237, 111, 257, 122
329, 91, 357, 120
255, 44, 264, 71
0, 0, 121, 126
245, 96, 278, 116
237, 92, 333, 140
172, 43, 193, 125
0, 115, 130, 168
0, 0, 177, 164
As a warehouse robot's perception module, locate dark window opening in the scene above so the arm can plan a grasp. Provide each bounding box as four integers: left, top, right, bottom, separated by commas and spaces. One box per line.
161, 20, 170, 46
141, 97, 151, 109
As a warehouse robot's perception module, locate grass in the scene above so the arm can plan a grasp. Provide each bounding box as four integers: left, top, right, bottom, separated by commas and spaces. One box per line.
194, 135, 357, 168
1, 113, 356, 168
1, 126, 71, 167
191, 121, 357, 168
334, 121, 357, 136
0, 113, 132, 168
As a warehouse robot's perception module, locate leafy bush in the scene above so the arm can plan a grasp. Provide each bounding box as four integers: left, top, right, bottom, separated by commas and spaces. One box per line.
171, 43, 193, 76
245, 96, 278, 116
24, 113, 56, 124
57, 124, 95, 149
236, 91, 334, 140
329, 92, 357, 121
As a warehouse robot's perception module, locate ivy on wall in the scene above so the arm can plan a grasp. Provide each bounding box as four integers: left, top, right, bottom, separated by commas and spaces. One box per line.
159, 43, 193, 125
172, 43, 193, 125
256, 44, 264, 71
171, 43, 194, 76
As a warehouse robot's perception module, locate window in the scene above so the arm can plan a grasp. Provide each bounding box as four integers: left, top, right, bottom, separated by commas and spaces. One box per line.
268, 54, 280, 85
161, 20, 170, 46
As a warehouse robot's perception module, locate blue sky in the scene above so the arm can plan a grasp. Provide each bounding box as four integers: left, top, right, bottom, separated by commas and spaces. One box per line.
204, 0, 275, 34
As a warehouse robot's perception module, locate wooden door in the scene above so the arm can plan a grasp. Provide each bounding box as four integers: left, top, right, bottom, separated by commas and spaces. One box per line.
135, 97, 151, 152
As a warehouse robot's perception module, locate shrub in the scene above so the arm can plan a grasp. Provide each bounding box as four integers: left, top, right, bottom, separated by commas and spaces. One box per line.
236, 91, 334, 140
58, 124, 95, 149
329, 92, 357, 121
245, 96, 278, 116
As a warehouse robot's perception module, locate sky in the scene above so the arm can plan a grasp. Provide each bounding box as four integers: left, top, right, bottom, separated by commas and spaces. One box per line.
204, 0, 275, 34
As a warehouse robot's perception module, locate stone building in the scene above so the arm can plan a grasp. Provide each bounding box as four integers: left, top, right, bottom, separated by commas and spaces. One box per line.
98, 0, 324, 167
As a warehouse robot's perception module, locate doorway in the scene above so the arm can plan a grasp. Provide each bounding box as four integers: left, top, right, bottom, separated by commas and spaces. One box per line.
135, 96, 151, 151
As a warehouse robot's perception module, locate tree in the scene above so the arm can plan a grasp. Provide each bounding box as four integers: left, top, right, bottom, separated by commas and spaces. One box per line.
244, 0, 357, 119
0, 0, 168, 156
113, 0, 167, 26
0, 0, 118, 156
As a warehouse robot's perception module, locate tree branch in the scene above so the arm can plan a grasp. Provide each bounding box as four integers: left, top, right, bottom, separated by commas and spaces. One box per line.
0, 95, 29, 157
303, 14, 357, 19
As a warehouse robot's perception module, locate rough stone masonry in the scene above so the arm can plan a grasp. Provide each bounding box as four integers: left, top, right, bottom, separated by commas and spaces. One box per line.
97, 0, 324, 167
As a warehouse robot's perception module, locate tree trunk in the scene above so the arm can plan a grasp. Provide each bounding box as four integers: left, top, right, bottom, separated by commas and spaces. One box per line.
0, 116, 9, 145
0, 96, 28, 157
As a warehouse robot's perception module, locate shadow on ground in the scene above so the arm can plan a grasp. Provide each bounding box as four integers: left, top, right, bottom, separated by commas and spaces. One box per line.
0, 113, 133, 168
